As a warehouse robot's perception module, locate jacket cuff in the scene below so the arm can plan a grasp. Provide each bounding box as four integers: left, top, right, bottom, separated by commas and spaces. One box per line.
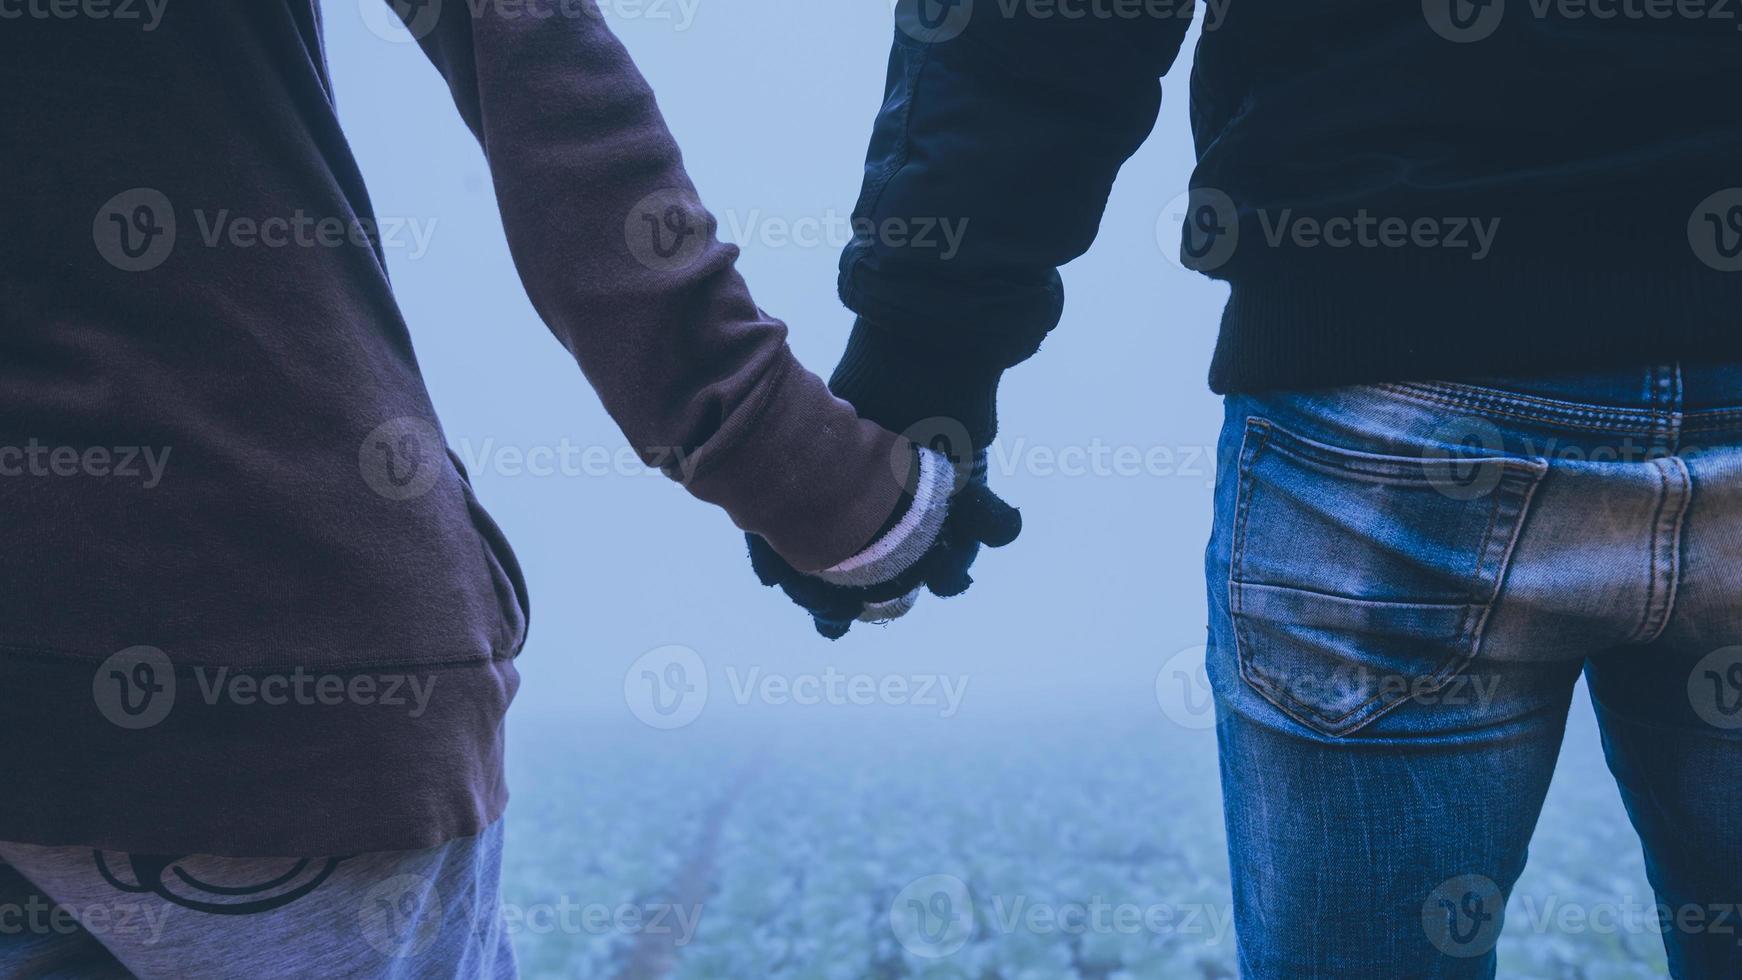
828, 317, 1005, 452
811, 446, 955, 588
685, 354, 910, 573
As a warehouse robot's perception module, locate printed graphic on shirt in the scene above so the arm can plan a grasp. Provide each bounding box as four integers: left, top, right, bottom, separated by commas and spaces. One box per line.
92, 852, 348, 916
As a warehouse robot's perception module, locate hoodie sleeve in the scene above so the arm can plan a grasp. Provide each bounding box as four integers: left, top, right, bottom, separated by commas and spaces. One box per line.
382, 0, 906, 572
831, 5, 1195, 448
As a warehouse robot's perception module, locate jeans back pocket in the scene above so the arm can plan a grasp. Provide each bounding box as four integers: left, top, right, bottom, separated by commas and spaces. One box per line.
1229, 417, 1546, 736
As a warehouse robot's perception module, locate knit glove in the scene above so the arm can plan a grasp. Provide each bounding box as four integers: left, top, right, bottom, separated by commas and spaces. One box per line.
747, 443, 1021, 639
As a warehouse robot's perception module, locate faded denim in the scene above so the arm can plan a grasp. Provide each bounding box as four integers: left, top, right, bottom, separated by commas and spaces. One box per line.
1207, 364, 1742, 978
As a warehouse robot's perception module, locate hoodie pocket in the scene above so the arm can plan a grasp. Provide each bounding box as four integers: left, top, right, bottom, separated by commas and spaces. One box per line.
447, 449, 530, 656
1228, 417, 1544, 736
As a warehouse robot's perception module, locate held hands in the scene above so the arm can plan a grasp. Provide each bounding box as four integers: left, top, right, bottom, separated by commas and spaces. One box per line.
747, 443, 1021, 639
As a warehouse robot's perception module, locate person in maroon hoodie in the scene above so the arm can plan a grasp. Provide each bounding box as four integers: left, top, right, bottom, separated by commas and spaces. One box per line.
0, 2, 1016, 976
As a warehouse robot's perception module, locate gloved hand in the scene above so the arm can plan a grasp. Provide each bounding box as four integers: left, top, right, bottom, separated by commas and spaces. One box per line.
747, 443, 1021, 639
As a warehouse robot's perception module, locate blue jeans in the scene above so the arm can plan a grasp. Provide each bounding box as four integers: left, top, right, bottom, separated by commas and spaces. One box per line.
1207, 365, 1742, 979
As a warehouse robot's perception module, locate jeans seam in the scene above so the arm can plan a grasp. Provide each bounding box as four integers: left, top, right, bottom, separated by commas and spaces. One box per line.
1633, 463, 1669, 644
1461, 462, 1548, 689
1659, 458, 1690, 643
1679, 406, 1742, 435
1256, 418, 1521, 487
1631, 457, 1691, 645
1684, 406, 1742, 422
1383, 380, 1665, 420
1228, 422, 1266, 719
1374, 383, 1668, 431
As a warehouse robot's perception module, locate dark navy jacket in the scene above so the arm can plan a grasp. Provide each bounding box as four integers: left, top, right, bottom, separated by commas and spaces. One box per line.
833, 0, 1742, 445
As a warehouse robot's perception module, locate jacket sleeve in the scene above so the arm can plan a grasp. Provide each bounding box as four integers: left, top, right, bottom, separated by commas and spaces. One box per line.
832, 6, 1195, 448
382, 0, 907, 572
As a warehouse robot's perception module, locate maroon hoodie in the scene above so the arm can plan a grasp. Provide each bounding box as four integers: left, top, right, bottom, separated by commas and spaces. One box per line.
0, 0, 905, 856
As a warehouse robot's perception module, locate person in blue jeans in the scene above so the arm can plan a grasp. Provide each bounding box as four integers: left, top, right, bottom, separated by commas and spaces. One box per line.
750, 2, 1742, 977
1204, 370, 1742, 977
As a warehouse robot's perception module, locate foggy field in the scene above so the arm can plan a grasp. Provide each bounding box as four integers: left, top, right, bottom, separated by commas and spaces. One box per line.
502, 691, 1670, 980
